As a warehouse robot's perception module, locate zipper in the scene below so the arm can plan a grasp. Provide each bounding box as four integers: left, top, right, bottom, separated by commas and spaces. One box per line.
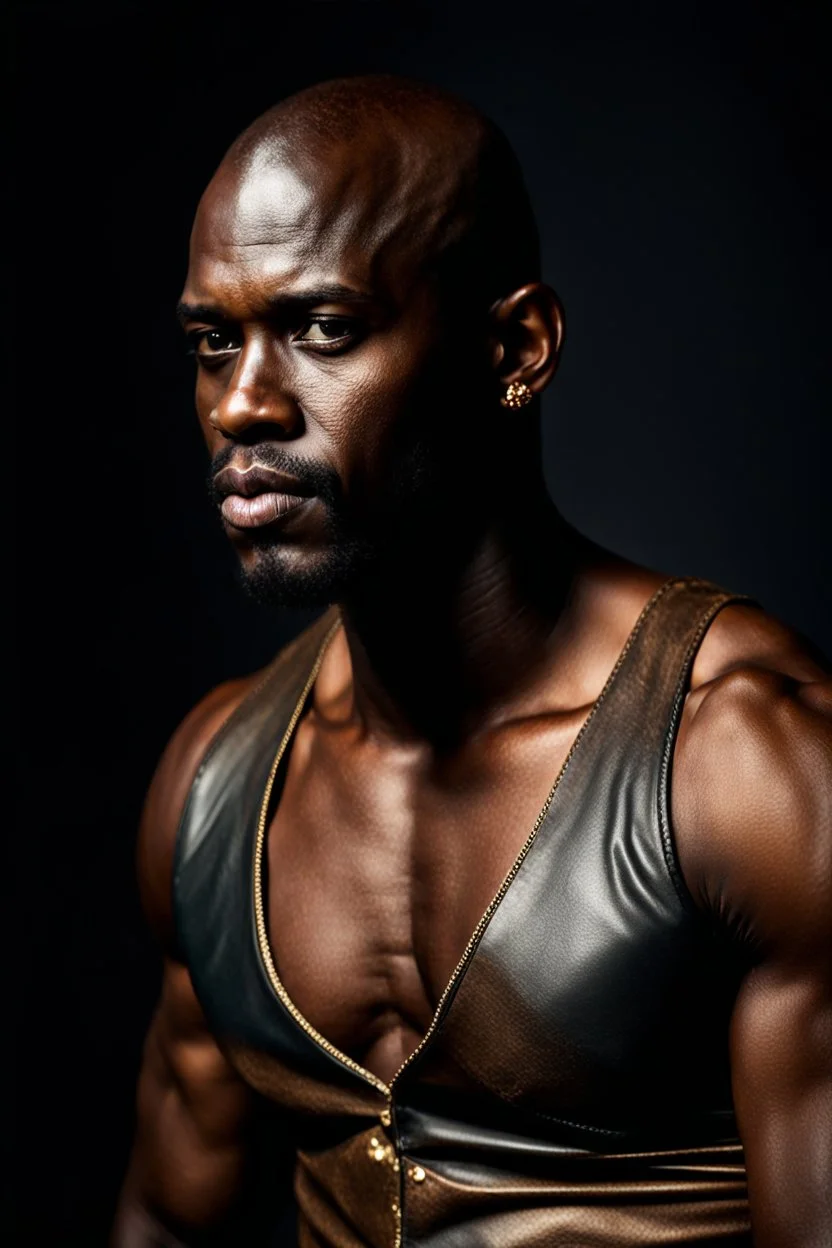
253, 583, 670, 1243
383, 579, 669, 1090
256, 618, 613, 1087
384, 681, 596, 1089
253, 616, 391, 1099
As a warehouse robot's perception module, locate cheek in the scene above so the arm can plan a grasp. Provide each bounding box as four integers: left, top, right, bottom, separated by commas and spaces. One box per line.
299, 335, 454, 474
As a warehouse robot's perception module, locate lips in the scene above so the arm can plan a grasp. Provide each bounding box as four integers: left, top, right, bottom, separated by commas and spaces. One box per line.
213, 463, 314, 531
221, 491, 308, 528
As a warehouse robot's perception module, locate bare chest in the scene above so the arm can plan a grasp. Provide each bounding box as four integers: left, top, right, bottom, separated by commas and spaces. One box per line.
265, 710, 586, 1082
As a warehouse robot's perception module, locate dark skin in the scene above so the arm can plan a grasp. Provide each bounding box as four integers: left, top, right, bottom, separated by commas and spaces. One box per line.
114, 82, 831, 1248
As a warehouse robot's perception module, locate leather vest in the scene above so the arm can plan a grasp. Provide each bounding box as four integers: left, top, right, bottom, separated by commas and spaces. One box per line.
173, 577, 753, 1246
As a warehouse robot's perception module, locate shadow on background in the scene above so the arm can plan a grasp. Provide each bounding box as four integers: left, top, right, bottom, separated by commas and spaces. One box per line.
11, 1, 829, 1242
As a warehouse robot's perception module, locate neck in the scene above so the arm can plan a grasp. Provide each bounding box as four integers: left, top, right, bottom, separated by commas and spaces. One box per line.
337, 477, 592, 747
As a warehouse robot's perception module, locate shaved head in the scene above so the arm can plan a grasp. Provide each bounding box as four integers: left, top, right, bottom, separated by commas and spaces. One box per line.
182, 76, 562, 609
203, 75, 540, 312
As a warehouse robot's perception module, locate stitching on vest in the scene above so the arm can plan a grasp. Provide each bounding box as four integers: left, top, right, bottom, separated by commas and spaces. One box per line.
423, 577, 682, 1037
657, 591, 754, 913
172, 609, 339, 915
526, 1108, 629, 1137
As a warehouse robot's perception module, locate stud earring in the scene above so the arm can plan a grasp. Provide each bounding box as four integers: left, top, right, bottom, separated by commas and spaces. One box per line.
500, 381, 533, 409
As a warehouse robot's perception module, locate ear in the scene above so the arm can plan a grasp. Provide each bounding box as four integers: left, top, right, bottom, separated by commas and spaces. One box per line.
488, 283, 565, 398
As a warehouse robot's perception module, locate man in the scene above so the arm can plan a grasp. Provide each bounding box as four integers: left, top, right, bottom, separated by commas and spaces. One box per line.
113, 76, 831, 1247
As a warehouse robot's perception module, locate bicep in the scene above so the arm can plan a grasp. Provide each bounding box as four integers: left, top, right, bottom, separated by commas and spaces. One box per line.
674, 665, 832, 1245
115, 677, 269, 1242
731, 959, 832, 1248
127, 957, 254, 1232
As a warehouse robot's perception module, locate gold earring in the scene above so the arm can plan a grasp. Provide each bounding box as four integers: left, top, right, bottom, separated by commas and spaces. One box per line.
500, 381, 533, 409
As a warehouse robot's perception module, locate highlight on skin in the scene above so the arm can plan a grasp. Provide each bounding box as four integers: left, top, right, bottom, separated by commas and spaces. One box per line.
185, 75, 552, 610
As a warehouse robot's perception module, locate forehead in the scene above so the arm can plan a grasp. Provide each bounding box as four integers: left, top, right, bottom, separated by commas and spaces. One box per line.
186, 140, 450, 307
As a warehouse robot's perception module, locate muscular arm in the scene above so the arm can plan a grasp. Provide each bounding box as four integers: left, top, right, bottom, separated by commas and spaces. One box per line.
677, 610, 832, 1247
112, 679, 260, 1247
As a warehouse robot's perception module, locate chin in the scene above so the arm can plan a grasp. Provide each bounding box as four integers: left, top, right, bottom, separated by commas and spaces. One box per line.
237, 537, 376, 609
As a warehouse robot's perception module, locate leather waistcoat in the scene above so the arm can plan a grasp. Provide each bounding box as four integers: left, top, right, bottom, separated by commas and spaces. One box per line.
174, 578, 753, 1246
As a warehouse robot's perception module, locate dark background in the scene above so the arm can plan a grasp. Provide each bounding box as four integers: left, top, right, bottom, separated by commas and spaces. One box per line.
11, 1, 829, 1242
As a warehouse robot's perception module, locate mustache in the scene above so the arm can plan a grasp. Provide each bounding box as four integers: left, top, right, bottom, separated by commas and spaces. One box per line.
207, 443, 342, 508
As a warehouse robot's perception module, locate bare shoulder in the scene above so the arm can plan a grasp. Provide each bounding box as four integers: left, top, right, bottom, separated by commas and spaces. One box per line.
673, 601, 832, 948
137, 670, 265, 950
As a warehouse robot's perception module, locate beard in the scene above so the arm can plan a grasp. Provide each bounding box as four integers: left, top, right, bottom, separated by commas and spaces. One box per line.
239, 523, 377, 609
207, 436, 443, 610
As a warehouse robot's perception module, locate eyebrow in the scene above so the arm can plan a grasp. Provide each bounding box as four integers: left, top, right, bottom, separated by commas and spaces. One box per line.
176, 284, 377, 325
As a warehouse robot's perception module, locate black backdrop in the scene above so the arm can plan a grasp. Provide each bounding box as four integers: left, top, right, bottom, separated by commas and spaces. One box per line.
12, 2, 830, 1243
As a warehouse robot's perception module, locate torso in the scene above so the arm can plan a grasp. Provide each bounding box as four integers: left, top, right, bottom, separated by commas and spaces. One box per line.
266, 565, 677, 1082
267, 677, 596, 1082
149, 558, 832, 1248
263, 561, 828, 1088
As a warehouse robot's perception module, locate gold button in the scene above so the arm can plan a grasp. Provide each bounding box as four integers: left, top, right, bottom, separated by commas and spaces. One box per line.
380, 1108, 392, 1127
369, 1137, 380, 1148
391, 1201, 399, 1213
409, 1165, 426, 1183
373, 1147, 387, 1162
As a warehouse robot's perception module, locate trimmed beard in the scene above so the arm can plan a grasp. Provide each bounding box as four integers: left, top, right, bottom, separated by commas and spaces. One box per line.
209, 436, 442, 610
237, 526, 379, 609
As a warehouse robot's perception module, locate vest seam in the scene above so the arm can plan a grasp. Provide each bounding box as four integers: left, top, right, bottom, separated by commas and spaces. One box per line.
172, 607, 338, 952
656, 591, 754, 915
397, 575, 682, 1069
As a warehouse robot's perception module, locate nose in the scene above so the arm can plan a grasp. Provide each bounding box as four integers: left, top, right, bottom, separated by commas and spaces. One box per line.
208, 338, 301, 439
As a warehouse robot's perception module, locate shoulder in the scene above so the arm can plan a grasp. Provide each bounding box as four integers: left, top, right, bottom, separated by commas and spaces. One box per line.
136, 670, 264, 951
136, 611, 340, 951
672, 601, 832, 950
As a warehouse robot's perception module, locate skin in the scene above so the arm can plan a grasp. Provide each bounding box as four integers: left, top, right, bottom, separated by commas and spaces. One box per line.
113, 78, 831, 1248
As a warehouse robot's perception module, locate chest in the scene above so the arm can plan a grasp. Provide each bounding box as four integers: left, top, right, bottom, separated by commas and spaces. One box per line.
265, 709, 587, 1079
175, 587, 743, 1139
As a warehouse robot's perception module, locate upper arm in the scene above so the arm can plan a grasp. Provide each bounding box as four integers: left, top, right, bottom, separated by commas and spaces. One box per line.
118, 676, 263, 1238
674, 633, 832, 1248
129, 958, 254, 1233
730, 948, 832, 1248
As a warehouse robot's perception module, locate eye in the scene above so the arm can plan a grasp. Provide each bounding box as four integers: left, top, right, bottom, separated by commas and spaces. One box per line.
187, 328, 242, 359
294, 317, 357, 348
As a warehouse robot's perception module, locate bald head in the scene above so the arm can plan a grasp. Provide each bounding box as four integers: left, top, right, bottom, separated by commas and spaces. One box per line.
199, 75, 540, 310
182, 77, 562, 610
